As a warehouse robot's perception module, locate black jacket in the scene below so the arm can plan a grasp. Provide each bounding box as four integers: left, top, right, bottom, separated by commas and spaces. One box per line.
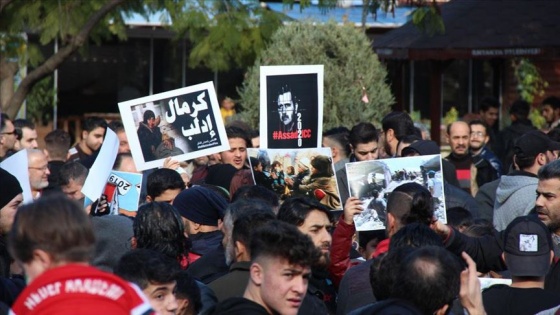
495, 119, 536, 170
211, 297, 269, 315
444, 223, 560, 292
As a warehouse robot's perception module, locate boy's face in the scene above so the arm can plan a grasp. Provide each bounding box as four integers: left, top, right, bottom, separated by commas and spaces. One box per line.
152, 188, 182, 204
143, 281, 178, 315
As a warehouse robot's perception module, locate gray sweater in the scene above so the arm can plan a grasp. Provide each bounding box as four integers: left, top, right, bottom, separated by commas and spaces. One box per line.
493, 172, 538, 231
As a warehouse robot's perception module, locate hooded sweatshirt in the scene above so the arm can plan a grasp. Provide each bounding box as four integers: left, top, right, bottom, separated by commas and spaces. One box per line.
493, 171, 538, 231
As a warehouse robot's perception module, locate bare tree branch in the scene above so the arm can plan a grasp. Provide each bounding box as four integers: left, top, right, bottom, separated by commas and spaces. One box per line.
4, 0, 126, 117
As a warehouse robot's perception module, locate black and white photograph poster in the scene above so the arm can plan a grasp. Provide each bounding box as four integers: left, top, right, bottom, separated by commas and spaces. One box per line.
247, 147, 342, 211
259, 65, 324, 149
345, 154, 446, 231
118, 82, 229, 171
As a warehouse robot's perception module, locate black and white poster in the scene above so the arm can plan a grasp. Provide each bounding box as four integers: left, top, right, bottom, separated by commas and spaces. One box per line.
260, 65, 323, 149
118, 82, 229, 171
345, 154, 446, 231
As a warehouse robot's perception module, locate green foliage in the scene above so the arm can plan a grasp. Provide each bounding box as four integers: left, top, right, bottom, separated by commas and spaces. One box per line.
166, 0, 287, 72
411, 5, 444, 36
443, 107, 458, 126
529, 107, 546, 129
513, 58, 548, 104
238, 22, 394, 129
26, 76, 55, 123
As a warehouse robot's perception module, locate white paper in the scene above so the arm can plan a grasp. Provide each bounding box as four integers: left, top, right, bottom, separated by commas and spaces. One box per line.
0, 150, 33, 204
81, 128, 119, 202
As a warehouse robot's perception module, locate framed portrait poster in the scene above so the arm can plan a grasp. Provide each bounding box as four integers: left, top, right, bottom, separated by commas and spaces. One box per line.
259, 65, 324, 149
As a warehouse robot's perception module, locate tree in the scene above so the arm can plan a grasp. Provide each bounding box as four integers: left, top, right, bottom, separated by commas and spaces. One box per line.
0, 0, 135, 118
237, 22, 394, 129
0, 0, 429, 119
0, 0, 287, 119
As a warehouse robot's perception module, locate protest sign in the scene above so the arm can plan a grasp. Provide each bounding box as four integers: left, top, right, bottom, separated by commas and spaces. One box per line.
81, 128, 119, 208
104, 170, 143, 213
345, 154, 446, 231
259, 65, 323, 149
248, 147, 342, 210
119, 82, 229, 171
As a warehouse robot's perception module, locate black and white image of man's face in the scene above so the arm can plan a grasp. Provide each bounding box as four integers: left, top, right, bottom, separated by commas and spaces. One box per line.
278, 91, 297, 129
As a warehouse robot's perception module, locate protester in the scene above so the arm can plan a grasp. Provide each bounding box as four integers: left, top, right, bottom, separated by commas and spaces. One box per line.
380, 111, 416, 157
133, 202, 189, 268
446, 121, 498, 196
493, 130, 559, 231
115, 249, 179, 314
541, 96, 560, 132
211, 220, 320, 315
145, 168, 186, 203
9, 196, 154, 314
209, 210, 276, 301
0, 114, 17, 162
0, 168, 24, 307
175, 271, 203, 315
433, 159, 560, 292
27, 148, 50, 199
482, 216, 560, 315
108, 120, 131, 153
173, 186, 228, 262
495, 100, 536, 171
187, 199, 273, 285
322, 126, 350, 172
478, 96, 500, 149
277, 196, 336, 314
336, 183, 436, 314
336, 122, 379, 204
469, 119, 503, 177
43, 129, 72, 194
392, 246, 462, 314
68, 116, 107, 165
12, 119, 38, 150
219, 126, 251, 170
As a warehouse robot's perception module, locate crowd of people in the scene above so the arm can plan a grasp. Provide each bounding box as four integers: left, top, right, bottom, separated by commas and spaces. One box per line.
1, 95, 560, 314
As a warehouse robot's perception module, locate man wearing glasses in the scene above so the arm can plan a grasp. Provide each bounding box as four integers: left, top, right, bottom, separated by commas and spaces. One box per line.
27, 149, 51, 199
469, 120, 503, 178
0, 114, 17, 162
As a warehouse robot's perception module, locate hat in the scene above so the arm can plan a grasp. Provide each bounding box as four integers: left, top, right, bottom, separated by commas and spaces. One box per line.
503, 215, 553, 277
513, 130, 560, 159
401, 140, 440, 157
173, 186, 228, 226
0, 168, 22, 209
311, 155, 333, 175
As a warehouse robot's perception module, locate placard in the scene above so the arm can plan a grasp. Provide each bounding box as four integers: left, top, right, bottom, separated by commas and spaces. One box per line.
118, 82, 229, 171
248, 147, 342, 210
345, 154, 446, 231
259, 65, 323, 149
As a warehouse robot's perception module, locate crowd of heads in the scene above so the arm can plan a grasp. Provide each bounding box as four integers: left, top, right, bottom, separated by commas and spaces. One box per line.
4, 95, 560, 314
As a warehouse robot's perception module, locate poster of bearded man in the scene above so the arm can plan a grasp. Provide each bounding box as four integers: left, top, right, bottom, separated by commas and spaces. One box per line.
260, 65, 323, 149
